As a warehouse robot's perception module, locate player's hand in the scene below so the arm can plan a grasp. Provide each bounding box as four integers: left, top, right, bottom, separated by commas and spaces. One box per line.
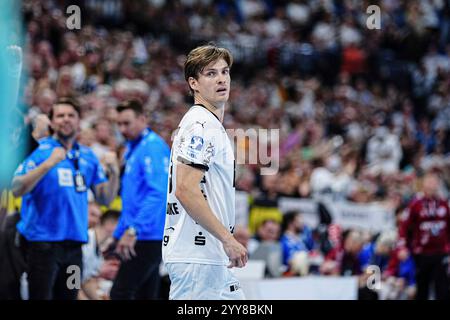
116, 233, 137, 261
32, 114, 51, 141
46, 147, 66, 168
102, 151, 119, 175
223, 236, 248, 268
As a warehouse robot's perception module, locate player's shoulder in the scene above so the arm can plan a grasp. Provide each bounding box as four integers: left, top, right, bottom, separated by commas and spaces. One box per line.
181, 105, 220, 128
409, 193, 425, 209
36, 137, 56, 151
30, 137, 55, 159
143, 131, 170, 154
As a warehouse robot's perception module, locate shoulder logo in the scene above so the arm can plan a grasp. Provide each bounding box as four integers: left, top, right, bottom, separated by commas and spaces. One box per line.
195, 121, 206, 128
189, 136, 204, 151
38, 144, 51, 150
26, 160, 36, 171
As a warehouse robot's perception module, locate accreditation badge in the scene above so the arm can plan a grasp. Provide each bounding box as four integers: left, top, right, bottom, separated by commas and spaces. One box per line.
74, 171, 87, 192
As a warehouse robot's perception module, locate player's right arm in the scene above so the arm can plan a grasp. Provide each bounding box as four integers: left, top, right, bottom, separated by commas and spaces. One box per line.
12, 147, 66, 197
175, 162, 248, 268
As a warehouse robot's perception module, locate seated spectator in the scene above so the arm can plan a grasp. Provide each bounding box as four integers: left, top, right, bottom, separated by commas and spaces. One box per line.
247, 219, 283, 278
248, 219, 281, 254
280, 211, 315, 276
80, 207, 120, 300
359, 230, 397, 272
321, 229, 363, 276
382, 247, 416, 300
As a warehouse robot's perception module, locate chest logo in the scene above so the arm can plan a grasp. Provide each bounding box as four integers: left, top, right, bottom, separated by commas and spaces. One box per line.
57, 168, 74, 187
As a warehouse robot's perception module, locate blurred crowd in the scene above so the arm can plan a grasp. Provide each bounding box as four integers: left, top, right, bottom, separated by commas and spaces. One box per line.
10, 0, 450, 299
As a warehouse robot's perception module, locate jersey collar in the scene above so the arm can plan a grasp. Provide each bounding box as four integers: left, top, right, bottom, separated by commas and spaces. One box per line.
125, 128, 152, 159
193, 104, 220, 122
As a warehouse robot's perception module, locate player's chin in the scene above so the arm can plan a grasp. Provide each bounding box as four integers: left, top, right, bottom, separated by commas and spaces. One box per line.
59, 129, 76, 139
215, 94, 229, 102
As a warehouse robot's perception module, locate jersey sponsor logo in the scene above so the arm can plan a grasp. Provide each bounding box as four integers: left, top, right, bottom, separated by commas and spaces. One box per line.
26, 160, 36, 171
195, 121, 206, 128
419, 221, 446, 236
194, 232, 206, 246
167, 202, 180, 215
203, 142, 215, 165
57, 168, 74, 187
189, 136, 204, 151
177, 136, 186, 151
38, 144, 51, 150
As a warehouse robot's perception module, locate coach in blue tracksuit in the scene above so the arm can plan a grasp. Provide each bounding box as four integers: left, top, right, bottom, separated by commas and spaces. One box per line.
111, 100, 170, 300
12, 98, 119, 300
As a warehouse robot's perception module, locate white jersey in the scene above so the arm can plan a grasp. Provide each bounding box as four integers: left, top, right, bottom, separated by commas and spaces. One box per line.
162, 104, 236, 265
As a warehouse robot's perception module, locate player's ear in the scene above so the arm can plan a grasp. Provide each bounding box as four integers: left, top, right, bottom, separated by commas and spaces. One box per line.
188, 77, 198, 92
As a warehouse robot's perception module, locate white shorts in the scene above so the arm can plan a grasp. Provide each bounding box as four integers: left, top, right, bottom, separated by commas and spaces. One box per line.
166, 263, 245, 300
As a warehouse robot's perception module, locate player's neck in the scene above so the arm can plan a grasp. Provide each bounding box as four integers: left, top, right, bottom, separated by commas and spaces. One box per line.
194, 97, 225, 122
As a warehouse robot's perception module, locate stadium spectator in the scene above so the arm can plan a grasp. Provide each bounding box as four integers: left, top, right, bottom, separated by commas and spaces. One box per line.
11, 98, 119, 300
80, 206, 120, 300
110, 99, 170, 300
280, 211, 314, 276
7, 0, 450, 300
247, 219, 283, 278
397, 172, 450, 300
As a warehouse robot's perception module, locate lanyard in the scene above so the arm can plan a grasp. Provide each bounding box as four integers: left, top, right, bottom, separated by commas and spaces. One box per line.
56, 139, 81, 172
55, 138, 87, 192
66, 144, 81, 172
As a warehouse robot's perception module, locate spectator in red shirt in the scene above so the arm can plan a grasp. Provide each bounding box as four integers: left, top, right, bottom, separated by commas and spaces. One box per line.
398, 172, 450, 300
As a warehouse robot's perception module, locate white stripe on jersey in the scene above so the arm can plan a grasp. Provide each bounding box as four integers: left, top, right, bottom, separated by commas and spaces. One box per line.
162, 105, 236, 265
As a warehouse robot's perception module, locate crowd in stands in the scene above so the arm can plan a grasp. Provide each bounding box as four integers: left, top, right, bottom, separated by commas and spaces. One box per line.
7, 0, 450, 299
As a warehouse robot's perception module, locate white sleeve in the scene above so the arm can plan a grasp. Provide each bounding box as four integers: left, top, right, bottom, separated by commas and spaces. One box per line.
175, 119, 217, 170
